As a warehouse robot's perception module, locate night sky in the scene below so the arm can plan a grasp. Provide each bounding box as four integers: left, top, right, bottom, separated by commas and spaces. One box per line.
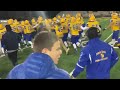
0, 11, 60, 20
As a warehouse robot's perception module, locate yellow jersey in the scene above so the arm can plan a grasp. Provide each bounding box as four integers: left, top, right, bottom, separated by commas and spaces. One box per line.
80, 17, 84, 24
23, 25, 32, 34
0, 33, 2, 40
110, 19, 120, 31
54, 25, 63, 38
32, 22, 37, 26
12, 23, 21, 33
61, 22, 69, 34
30, 23, 36, 33
10, 24, 14, 30
0, 28, 6, 33
19, 25, 25, 32
0, 28, 6, 40
70, 23, 79, 35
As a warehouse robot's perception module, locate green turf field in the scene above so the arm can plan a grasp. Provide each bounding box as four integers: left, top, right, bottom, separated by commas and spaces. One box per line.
0, 17, 120, 79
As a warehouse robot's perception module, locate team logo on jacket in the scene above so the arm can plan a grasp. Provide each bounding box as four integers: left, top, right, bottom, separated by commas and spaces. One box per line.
95, 50, 108, 62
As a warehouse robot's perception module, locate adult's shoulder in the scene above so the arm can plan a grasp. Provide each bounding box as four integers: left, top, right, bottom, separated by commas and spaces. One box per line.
101, 40, 112, 48
11, 31, 18, 36
81, 45, 90, 53
7, 64, 24, 79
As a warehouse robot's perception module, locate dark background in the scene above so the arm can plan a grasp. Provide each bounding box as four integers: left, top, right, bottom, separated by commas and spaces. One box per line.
0, 11, 60, 20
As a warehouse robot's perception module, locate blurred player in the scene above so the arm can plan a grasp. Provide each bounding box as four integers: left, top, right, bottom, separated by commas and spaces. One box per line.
31, 18, 38, 39
12, 20, 22, 50
87, 15, 101, 30
104, 12, 120, 46
53, 22, 69, 55
23, 20, 33, 48
60, 18, 69, 49
0, 23, 6, 54
69, 17, 81, 53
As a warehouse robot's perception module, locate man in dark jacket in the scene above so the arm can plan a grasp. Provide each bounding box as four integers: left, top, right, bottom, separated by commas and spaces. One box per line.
2, 25, 18, 66
7, 29, 70, 79
70, 27, 119, 79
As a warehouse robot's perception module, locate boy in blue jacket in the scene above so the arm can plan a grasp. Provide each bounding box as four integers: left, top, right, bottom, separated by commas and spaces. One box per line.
70, 27, 119, 79
7, 29, 70, 79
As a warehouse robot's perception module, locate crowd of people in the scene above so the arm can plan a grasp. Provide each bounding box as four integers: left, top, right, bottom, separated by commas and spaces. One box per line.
0, 11, 119, 79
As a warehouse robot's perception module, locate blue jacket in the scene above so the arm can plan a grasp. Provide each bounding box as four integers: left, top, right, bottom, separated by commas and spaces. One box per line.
7, 53, 70, 79
72, 38, 119, 79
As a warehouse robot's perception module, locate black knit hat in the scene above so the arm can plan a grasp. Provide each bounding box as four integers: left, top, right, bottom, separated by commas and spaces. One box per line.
86, 27, 101, 40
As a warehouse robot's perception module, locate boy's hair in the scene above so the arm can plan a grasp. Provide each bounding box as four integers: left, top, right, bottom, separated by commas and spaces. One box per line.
86, 27, 101, 40
33, 29, 58, 52
5, 25, 12, 32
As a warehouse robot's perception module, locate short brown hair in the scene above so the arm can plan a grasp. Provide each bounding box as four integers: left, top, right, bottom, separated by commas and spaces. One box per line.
33, 30, 58, 52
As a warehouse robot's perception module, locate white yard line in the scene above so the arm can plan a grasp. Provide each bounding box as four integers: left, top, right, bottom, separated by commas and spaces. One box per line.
104, 33, 112, 42
0, 54, 5, 58
103, 33, 119, 49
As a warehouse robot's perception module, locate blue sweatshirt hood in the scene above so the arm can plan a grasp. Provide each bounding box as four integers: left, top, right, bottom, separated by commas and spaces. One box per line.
23, 52, 54, 79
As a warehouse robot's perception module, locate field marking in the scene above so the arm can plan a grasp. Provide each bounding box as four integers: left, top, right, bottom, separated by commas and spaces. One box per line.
104, 33, 120, 49
0, 54, 5, 58
113, 47, 119, 49
104, 33, 112, 42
